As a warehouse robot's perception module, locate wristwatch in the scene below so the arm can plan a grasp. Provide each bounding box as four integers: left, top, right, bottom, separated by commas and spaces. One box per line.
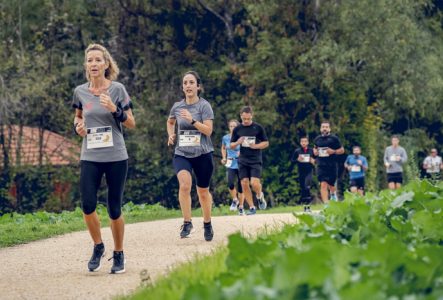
191, 119, 197, 125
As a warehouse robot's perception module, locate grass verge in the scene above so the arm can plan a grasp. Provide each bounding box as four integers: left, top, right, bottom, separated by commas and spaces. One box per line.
0, 202, 313, 248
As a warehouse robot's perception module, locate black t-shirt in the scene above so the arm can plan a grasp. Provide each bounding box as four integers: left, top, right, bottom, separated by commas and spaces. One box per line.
231, 122, 268, 165
291, 147, 314, 174
313, 134, 342, 167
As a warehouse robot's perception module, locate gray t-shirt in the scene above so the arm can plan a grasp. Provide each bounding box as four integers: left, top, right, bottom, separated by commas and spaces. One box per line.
423, 156, 442, 173
72, 81, 132, 162
384, 146, 408, 173
169, 98, 214, 158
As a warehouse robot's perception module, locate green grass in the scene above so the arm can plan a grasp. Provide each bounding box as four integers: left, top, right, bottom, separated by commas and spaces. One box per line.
0, 202, 310, 248
122, 248, 229, 300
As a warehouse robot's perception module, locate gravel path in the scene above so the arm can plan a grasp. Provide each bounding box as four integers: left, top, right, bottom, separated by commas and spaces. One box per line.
0, 213, 295, 300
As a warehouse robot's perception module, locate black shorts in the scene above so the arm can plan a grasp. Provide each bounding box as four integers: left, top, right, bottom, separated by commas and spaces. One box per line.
350, 177, 365, 189
387, 172, 403, 184
317, 165, 337, 186
173, 152, 214, 188
238, 162, 262, 180
425, 173, 441, 181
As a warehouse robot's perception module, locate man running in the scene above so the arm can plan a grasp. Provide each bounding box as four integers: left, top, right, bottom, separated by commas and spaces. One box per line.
344, 146, 368, 196
313, 121, 345, 203
423, 148, 442, 181
221, 119, 246, 214
384, 135, 408, 190
230, 106, 269, 215
291, 136, 315, 212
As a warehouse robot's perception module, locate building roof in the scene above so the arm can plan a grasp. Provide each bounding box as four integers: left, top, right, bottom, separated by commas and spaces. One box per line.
0, 125, 80, 167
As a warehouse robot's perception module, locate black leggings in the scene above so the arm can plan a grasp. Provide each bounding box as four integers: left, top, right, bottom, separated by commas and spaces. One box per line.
80, 160, 128, 220
227, 168, 243, 193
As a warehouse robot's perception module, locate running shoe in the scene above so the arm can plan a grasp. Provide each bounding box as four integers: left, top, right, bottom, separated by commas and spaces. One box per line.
330, 193, 338, 202
304, 205, 311, 213
180, 221, 194, 238
203, 222, 214, 241
238, 207, 245, 216
258, 192, 267, 210
229, 199, 239, 211
88, 242, 105, 272
109, 251, 125, 274
247, 207, 257, 215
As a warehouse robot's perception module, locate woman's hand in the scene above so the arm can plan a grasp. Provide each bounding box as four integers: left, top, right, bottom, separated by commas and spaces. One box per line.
99, 92, 117, 112
179, 109, 193, 123
76, 122, 87, 137
168, 134, 176, 146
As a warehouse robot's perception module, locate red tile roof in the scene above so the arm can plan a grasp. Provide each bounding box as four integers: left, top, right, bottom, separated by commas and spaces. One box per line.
1, 125, 80, 166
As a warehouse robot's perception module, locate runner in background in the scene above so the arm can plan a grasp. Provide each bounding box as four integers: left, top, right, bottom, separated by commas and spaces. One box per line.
344, 146, 368, 196
291, 136, 315, 212
221, 120, 246, 214
423, 148, 442, 181
230, 106, 269, 215
384, 135, 408, 190
313, 121, 345, 203
167, 71, 215, 241
72, 43, 136, 274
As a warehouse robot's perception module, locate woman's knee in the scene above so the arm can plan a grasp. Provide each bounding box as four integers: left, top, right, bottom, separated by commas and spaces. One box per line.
108, 206, 122, 220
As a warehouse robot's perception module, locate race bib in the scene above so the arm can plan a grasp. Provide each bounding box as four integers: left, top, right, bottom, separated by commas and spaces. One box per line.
318, 147, 329, 157
390, 154, 399, 162
225, 158, 233, 168
351, 165, 362, 172
300, 154, 311, 163
242, 136, 256, 148
86, 126, 113, 149
179, 130, 201, 147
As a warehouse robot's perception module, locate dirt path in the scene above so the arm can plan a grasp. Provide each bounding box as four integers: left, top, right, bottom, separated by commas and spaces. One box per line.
0, 213, 296, 300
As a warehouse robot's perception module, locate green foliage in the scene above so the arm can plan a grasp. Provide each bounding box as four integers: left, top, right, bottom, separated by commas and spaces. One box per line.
362, 104, 383, 192
1, 0, 443, 212
131, 180, 443, 299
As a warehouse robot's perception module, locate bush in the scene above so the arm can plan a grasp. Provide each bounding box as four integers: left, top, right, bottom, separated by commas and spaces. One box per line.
180, 180, 443, 299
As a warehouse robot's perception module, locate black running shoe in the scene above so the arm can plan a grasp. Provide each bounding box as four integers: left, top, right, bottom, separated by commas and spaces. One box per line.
203, 222, 214, 242
180, 221, 194, 238
109, 251, 125, 274
88, 243, 105, 272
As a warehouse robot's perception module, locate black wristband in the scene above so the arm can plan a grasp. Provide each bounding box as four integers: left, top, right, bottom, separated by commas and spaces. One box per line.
112, 106, 128, 123
191, 119, 197, 125
74, 123, 79, 135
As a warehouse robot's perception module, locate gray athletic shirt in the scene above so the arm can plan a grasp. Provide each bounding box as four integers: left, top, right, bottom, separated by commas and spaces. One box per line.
169, 98, 214, 158
384, 146, 408, 173
72, 81, 132, 162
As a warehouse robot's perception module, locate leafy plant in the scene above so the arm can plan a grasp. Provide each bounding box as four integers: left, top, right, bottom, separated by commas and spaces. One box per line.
135, 180, 443, 300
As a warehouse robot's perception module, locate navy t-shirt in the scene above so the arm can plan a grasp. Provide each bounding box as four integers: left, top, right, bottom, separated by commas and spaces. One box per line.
291, 147, 315, 174
231, 122, 268, 165
313, 134, 342, 167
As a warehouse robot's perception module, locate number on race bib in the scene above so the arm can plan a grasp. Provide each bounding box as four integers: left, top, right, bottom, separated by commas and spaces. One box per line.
242, 136, 256, 148
178, 130, 201, 147
351, 165, 362, 172
225, 158, 233, 168
318, 148, 329, 157
86, 126, 114, 149
300, 154, 310, 163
